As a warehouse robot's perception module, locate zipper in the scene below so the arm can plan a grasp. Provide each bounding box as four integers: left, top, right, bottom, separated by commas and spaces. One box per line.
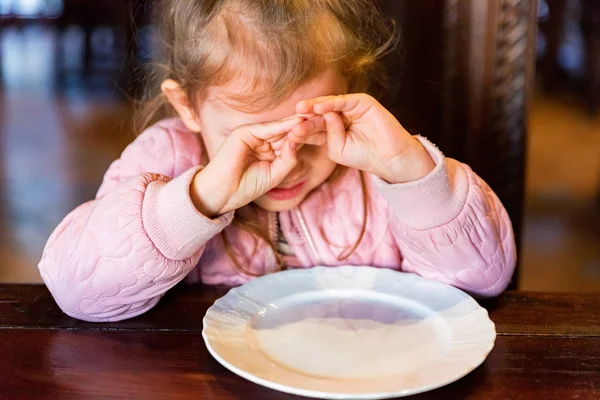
268, 211, 277, 244
267, 212, 280, 272
294, 209, 320, 264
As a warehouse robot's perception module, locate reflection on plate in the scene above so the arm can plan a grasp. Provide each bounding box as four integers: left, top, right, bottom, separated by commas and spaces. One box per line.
202, 266, 495, 399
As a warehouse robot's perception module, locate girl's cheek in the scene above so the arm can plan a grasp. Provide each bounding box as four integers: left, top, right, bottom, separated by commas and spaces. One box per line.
298, 145, 330, 167
306, 143, 329, 157
199, 134, 225, 159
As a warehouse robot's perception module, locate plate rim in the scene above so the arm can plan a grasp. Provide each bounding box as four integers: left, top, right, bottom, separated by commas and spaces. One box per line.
202, 266, 496, 399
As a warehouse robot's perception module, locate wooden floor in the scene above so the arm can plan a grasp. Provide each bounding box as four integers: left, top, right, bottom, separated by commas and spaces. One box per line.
0, 26, 598, 291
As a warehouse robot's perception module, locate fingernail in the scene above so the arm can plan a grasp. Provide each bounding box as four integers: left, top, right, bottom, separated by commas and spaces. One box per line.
282, 115, 304, 122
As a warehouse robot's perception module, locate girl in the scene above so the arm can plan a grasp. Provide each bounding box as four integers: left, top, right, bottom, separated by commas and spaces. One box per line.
39, 0, 516, 322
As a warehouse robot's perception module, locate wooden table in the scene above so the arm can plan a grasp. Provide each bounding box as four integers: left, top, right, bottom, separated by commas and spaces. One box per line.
0, 285, 599, 399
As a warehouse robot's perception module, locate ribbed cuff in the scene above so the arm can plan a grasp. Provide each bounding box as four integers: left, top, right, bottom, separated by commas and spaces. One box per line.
372, 136, 469, 230
142, 166, 234, 260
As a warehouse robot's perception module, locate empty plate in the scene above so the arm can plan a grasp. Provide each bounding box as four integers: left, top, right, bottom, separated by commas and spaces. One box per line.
202, 266, 495, 399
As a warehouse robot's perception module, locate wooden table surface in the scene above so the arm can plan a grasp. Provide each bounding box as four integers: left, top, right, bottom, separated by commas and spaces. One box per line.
0, 285, 599, 399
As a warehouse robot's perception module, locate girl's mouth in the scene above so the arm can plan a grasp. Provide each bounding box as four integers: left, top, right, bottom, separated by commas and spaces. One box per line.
266, 181, 307, 201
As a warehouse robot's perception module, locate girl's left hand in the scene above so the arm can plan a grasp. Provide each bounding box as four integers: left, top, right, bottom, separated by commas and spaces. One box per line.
293, 94, 435, 184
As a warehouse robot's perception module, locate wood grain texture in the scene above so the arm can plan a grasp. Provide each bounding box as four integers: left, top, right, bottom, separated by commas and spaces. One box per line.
0, 330, 597, 400
1, 285, 599, 399
2, 285, 599, 336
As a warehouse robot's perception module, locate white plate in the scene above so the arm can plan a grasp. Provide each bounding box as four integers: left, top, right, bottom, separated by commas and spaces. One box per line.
202, 266, 496, 399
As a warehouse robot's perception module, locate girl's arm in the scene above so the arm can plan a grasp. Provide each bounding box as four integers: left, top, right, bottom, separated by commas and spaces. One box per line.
294, 94, 516, 296
38, 122, 232, 322
373, 138, 517, 297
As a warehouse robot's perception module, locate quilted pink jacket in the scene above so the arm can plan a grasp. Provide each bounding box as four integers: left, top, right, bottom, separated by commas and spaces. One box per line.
39, 118, 516, 322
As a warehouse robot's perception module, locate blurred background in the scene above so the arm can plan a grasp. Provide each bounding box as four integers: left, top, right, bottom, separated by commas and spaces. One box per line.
0, 0, 598, 291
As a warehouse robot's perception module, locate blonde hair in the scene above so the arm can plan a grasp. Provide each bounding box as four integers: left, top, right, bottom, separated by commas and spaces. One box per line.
136, 0, 398, 275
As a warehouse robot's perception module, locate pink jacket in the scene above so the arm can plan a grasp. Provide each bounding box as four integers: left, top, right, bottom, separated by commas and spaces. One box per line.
38, 118, 516, 322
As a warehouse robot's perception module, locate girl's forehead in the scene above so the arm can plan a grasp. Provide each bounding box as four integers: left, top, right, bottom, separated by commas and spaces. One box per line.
204, 69, 348, 125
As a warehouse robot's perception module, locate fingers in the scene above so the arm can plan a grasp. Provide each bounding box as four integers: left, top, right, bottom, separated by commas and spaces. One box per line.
296, 94, 371, 116
289, 115, 327, 146
268, 133, 289, 152
296, 96, 337, 114
323, 112, 346, 160
243, 116, 305, 142
290, 132, 327, 146
233, 116, 300, 155
271, 115, 321, 150
291, 115, 326, 136
269, 139, 298, 185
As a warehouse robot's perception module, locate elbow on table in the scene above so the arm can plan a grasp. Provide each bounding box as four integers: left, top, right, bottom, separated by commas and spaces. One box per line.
51, 290, 161, 323
454, 259, 516, 298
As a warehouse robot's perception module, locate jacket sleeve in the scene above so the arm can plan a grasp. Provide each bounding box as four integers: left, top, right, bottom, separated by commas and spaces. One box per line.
38, 122, 233, 322
373, 137, 517, 297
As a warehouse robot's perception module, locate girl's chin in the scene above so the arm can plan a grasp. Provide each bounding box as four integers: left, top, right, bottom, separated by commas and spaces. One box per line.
252, 194, 306, 212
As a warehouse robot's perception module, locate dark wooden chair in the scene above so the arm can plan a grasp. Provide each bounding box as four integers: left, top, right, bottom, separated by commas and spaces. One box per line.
581, 0, 600, 113
377, 0, 539, 289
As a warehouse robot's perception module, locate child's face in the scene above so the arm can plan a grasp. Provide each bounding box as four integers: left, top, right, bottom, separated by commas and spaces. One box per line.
196, 69, 348, 212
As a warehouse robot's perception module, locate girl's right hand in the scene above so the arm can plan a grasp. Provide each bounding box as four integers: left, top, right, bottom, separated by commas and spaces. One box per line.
190, 116, 304, 217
